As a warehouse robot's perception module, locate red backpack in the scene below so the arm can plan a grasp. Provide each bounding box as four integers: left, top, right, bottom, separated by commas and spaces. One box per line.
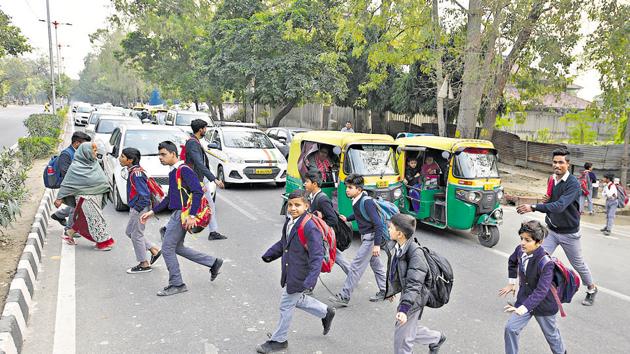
297, 213, 337, 273
179, 137, 195, 162
577, 173, 589, 196
176, 165, 212, 232
129, 166, 165, 208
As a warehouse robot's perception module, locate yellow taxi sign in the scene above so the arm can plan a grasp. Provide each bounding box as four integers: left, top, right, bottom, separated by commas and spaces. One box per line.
484, 184, 494, 191
377, 180, 388, 188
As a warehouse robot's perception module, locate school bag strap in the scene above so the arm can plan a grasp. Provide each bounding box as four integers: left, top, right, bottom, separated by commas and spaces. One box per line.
538, 255, 566, 318
176, 164, 193, 207
297, 214, 313, 250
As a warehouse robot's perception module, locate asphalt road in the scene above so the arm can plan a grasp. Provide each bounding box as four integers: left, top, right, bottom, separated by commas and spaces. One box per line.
21, 176, 630, 353
0, 105, 44, 148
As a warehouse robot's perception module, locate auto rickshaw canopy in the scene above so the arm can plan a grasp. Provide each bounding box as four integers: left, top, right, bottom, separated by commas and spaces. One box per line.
396, 136, 496, 153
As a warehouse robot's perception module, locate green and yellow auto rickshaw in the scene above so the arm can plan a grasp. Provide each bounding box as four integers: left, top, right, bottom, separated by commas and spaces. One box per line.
283, 131, 405, 231
396, 136, 503, 247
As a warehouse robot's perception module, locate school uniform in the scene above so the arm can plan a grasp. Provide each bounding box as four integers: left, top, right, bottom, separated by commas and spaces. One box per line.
385, 240, 442, 354
53, 145, 77, 229
152, 162, 218, 287
125, 165, 157, 263
504, 245, 565, 354
185, 137, 220, 234
309, 190, 350, 274
262, 213, 328, 342
602, 182, 618, 232
338, 192, 387, 300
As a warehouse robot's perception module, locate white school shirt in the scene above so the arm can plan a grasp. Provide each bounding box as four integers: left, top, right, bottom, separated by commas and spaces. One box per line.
553, 171, 570, 186
603, 182, 618, 200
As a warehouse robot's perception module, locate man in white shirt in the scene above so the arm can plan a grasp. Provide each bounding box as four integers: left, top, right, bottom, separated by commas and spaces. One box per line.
340, 121, 354, 133
600, 174, 618, 236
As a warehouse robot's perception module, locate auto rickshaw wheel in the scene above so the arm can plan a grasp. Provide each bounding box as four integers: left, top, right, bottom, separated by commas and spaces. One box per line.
478, 225, 500, 248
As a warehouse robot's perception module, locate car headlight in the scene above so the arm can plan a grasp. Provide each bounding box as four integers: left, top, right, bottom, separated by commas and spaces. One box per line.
456, 189, 481, 203
393, 187, 402, 200
228, 155, 243, 164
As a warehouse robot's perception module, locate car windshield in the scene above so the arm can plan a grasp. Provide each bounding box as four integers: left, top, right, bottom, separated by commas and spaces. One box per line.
223, 131, 274, 149
77, 106, 92, 113
175, 113, 210, 126
124, 130, 190, 155
96, 119, 138, 134
453, 148, 500, 178
346, 144, 398, 176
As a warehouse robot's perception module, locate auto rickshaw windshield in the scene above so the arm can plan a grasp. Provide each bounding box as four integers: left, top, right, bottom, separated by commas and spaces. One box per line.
345, 144, 398, 176
453, 148, 499, 178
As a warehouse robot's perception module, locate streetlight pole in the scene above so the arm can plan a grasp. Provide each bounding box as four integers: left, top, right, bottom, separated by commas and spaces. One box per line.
45, 0, 56, 113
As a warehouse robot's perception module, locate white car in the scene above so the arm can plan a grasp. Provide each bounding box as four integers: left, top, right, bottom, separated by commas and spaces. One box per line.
164, 110, 214, 134
85, 110, 126, 133
73, 105, 93, 126
204, 126, 287, 187
92, 116, 142, 158
103, 125, 216, 211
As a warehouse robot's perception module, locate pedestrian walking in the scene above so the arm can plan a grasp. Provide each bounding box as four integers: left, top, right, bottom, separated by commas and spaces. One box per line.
140, 141, 223, 296
258, 190, 336, 354
54, 142, 115, 251
600, 174, 618, 236
185, 119, 227, 240
499, 220, 566, 354
578, 163, 593, 215
329, 174, 387, 306
517, 148, 598, 306
50, 131, 91, 228
340, 121, 354, 133
582, 162, 595, 215
386, 214, 446, 354
589, 167, 599, 199
119, 148, 162, 274
303, 169, 350, 275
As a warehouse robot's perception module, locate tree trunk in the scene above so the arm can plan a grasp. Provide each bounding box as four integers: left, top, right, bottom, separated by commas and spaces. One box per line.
621, 110, 630, 186
480, 1, 547, 140
432, 0, 446, 137
218, 103, 224, 121
456, 0, 483, 138
271, 101, 296, 127
194, 100, 199, 111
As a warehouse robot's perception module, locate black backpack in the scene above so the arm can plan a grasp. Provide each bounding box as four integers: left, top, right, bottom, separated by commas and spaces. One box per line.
415, 238, 454, 308
333, 213, 352, 252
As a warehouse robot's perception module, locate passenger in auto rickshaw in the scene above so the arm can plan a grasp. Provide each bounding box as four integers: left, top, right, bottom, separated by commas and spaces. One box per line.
305, 145, 336, 185
404, 156, 422, 211
421, 156, 441, 178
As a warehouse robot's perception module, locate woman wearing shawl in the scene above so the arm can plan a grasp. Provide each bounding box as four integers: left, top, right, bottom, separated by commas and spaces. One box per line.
54, 142, 114, 251
307, 146, 333, 183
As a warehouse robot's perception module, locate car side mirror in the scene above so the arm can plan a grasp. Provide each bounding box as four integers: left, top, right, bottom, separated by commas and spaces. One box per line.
109, 146, 118, 157
120, 168, 128, 181
207, 142, 220, 150
278, 136, 287, 144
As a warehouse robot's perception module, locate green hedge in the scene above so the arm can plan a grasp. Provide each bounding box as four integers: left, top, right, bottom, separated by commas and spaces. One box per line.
23, 113, 64, 138
18, 136, 60, 163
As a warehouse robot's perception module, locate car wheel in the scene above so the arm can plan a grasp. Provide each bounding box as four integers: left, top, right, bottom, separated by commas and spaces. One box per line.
217, 166, 229, 189
276, 182, 286, 188
478, 225, 500, 248
113, 183, 129, 212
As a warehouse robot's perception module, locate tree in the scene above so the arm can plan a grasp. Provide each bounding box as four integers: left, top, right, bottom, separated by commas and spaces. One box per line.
584, 0, 629, 185
0, 56, 49, 104
0, 10, 31, 58
560, 106, 600, 145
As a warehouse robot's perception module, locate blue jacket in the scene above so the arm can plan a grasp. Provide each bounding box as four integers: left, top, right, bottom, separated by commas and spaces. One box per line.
534, 175, 580, 234
184, 137, 216, 182
58, 145, 76, 179
347, 193, 387, 245
508, 245, 558, 316
262, 214, 324, 294
126, 165, 151, 212
152, 163, 203, 216
309, 191, 338, 228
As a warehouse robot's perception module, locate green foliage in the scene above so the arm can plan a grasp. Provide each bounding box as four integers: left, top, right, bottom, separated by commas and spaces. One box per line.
535, 128, 551, 143
495, 116, 514, 130
18, 136, 60, 163
0, 10, 31, 58
23, 113, 64, 138
0, 148, 28, 233
560, 106, 600, 144
0, 56, 49, 104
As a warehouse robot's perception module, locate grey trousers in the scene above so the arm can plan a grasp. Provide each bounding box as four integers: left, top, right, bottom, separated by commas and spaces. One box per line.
335, 249, 350, 275
340, 233, 386, 299
125, 208, 157, 263
605, 199, 617, 231
270, 288, 328, 343
542, 229, 594, 287
203, 178, 219, 233
394, 310, 441, 354
54, 205, 74, 229
504, 312, 565, 354
162, 211, 217, 286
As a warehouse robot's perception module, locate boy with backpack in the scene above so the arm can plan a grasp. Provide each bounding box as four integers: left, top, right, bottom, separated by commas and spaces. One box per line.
329, 174, 388, 306
303, 169, 351, 274
601, 174, 618, 236
119, 148, 162, 274
258, 190, 336, 354
385, 213, 447, 354
499, 220, 566, 354
577, 167, 592, 215
140, 141, 223, 296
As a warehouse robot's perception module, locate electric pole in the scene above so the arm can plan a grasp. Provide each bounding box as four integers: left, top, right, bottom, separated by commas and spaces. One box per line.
45, 0, 56, 113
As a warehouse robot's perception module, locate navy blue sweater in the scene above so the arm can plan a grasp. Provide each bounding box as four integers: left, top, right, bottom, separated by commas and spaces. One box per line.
152, 163, 203, 216
347, 193, 387, 245
309, 191, 338, 228
535, 174, 581, 234
508, 246, 558, 316
126, 165, 151, 212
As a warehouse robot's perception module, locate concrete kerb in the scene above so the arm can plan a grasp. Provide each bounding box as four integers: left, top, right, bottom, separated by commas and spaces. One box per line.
0, 129, 65, 354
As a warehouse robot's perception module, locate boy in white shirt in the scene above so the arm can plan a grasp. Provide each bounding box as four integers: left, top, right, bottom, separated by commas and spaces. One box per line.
601, 174, 617, 236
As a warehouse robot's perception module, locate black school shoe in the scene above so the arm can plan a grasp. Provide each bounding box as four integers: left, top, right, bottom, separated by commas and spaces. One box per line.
582, 287, 598, 306
150, 250, 162, 265
369, 290, 386, 302
51, 213, 67, 227
328, 294, 349, 307
208, 231, 228, 240
126, 264, 152, 274
256, 340, 288, 354
429, 333, 447, 354
322, 306, 335, 335
210, 258, 223, 281
159, 226, 166, 241
156, 284, 188, 297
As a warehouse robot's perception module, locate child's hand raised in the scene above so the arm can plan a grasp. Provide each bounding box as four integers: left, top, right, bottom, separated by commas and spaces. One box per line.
498, 284, 516, 297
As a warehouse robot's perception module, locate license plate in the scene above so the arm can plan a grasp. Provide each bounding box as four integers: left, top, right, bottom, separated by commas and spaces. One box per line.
255, 168, 272, 174
377, 180, 388, 188
484, 184, 494, 191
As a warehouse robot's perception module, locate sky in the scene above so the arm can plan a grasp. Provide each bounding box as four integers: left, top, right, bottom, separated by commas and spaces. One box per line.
1, 0, 603, 101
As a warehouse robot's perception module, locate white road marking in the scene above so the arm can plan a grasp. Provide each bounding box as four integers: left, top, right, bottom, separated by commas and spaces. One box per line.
52, 242, 76, 354
217, 193, 258, 221
484, 246, 630, 303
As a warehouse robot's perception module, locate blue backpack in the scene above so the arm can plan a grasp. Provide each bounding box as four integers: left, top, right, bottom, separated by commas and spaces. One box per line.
43, 147, 74, 189
358, 196, 399, 240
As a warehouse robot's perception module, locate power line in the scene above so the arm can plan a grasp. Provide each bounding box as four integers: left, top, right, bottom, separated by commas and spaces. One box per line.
23, 0, 42, 19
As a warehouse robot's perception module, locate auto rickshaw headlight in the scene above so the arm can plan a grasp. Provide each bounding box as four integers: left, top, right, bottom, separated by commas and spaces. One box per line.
493, 209, 503, 220
456, 189, 481, 203
393, 187, 402, 200
496, 189, 504, 200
